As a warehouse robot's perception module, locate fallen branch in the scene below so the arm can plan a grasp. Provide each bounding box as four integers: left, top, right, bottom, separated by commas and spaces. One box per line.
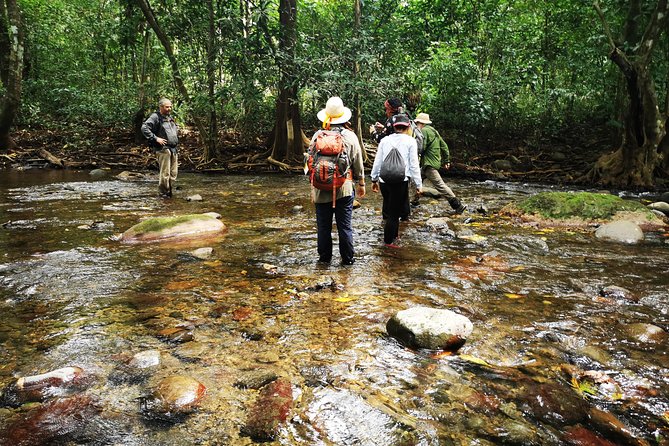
37, 148, 67, 168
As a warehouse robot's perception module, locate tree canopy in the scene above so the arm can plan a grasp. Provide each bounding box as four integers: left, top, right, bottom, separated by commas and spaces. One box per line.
1, 0, 668, 186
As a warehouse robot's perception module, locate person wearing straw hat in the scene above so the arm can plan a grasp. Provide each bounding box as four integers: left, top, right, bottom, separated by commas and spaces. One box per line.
414, 113, 466, 213
308, 96, 366, 265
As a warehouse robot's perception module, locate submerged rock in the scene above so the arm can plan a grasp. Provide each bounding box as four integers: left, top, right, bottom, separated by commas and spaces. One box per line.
2, 366, 87, 405
143, 375, 207, 415
241, 378, 293, 441
599, 285, 637, 303
178, 247, 214, 261
110, 350, 162, 385
157, 327, 194, 344
624, 323, 667, 346
116, 170, 152, 181
303, 387, 417, 445
1, 395, 100, 445
120, 212, 226, 243
519, 382, 588, 427
128, 350, 162, 369
386, 306, 473, 351
562, 425, 618, 446
234, 370, 279, 390
595, 220, 644, 244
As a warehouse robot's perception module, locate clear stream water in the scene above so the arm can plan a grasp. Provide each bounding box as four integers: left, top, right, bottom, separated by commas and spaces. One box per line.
0, 169, 667, 445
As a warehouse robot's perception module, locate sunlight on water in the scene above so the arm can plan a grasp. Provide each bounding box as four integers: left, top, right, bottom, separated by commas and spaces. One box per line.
0, 170, 667, 445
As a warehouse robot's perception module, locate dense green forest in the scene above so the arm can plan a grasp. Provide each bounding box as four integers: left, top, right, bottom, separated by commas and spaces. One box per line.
1, 0, 668, 187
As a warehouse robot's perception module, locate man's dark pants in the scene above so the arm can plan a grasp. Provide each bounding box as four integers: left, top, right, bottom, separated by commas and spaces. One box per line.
380, 181, 410, 244
315, 195, 354, 264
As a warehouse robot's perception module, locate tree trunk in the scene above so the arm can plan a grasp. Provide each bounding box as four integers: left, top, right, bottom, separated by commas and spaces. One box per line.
205, 0, 218, 161
0, 0, 24, 151
134, 27, 151, 144
135, 0, 211, 151
352, 0, 368, 162
0, 0, 9, 87
588, 0, 669, 187
268, 0, 306, 163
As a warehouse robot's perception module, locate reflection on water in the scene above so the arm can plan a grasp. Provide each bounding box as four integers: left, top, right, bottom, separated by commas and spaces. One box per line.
0, 169, 667, 445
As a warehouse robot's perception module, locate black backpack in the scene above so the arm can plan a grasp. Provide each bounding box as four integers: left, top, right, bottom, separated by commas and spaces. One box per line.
379, 146, 406, 184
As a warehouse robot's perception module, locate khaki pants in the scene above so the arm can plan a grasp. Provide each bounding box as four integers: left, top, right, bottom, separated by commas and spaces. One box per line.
422, 166, 456, 199
157, 148, 178, 195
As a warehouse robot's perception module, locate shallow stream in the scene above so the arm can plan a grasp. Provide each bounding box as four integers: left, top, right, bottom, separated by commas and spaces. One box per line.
0, 169, 667, 445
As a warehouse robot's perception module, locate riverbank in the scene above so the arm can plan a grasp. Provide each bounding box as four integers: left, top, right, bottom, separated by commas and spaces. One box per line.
1, 123, 616, 187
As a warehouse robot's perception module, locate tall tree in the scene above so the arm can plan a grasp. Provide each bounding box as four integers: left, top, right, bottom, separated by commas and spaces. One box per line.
0, 0, 24, 151
268, 0, 307, 165
135, 0, 213, 158
352, 0, 367, 162
205, 0, 218, 161
587, 0, 669, 187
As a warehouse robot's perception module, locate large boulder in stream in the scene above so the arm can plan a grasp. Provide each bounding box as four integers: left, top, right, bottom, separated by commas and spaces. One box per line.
120, 212, 226, 243
501, 191, 666, 230
386, 307, 473, 351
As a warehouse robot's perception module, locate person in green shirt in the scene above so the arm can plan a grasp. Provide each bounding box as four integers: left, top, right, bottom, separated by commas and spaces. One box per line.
414, 113, 466, 213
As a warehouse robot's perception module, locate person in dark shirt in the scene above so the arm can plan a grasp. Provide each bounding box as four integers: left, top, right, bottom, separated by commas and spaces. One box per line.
141, 98, 179, 197
369, 98, 403, 143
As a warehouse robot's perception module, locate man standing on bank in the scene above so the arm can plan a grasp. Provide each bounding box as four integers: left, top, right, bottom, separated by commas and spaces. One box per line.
414, 113, 466, 213
141, 98, 179, 197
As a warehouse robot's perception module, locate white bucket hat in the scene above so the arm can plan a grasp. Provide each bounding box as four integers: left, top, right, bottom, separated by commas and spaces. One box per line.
414, 113, 432, 124
317, 96, 352, 126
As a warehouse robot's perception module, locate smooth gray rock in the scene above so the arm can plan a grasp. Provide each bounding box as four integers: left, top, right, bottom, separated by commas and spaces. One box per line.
594, 220, 644, 244
648, 201, 669, 215
387, 306, 473, 350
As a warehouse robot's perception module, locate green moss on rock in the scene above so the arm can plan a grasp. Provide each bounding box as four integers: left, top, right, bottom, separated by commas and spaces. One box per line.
516, 192, 647, 220
131, 214, 215, 233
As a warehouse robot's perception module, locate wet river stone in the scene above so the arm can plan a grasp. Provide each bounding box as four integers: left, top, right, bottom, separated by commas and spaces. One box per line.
146, 375, 207, 415
120, 212, 226, 243
648, 201, 669, 216
1, 395, 101, 445
594, 220, 644, 244
3, 366, 86, 405
624, 323, 667, 346
241, 378, 293, 441
128, 350, 162, 369
386, 306, 473, 351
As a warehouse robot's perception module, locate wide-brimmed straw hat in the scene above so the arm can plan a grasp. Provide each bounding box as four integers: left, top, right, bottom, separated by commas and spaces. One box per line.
317, 97, 352, 125
414, 113, 432, 124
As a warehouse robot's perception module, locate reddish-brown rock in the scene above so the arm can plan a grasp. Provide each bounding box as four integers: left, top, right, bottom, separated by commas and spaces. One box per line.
241, 378, 293, 441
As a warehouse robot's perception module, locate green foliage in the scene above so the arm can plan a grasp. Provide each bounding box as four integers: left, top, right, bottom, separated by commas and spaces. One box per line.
11, 0, 668, 149
517, 192, 647, 220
